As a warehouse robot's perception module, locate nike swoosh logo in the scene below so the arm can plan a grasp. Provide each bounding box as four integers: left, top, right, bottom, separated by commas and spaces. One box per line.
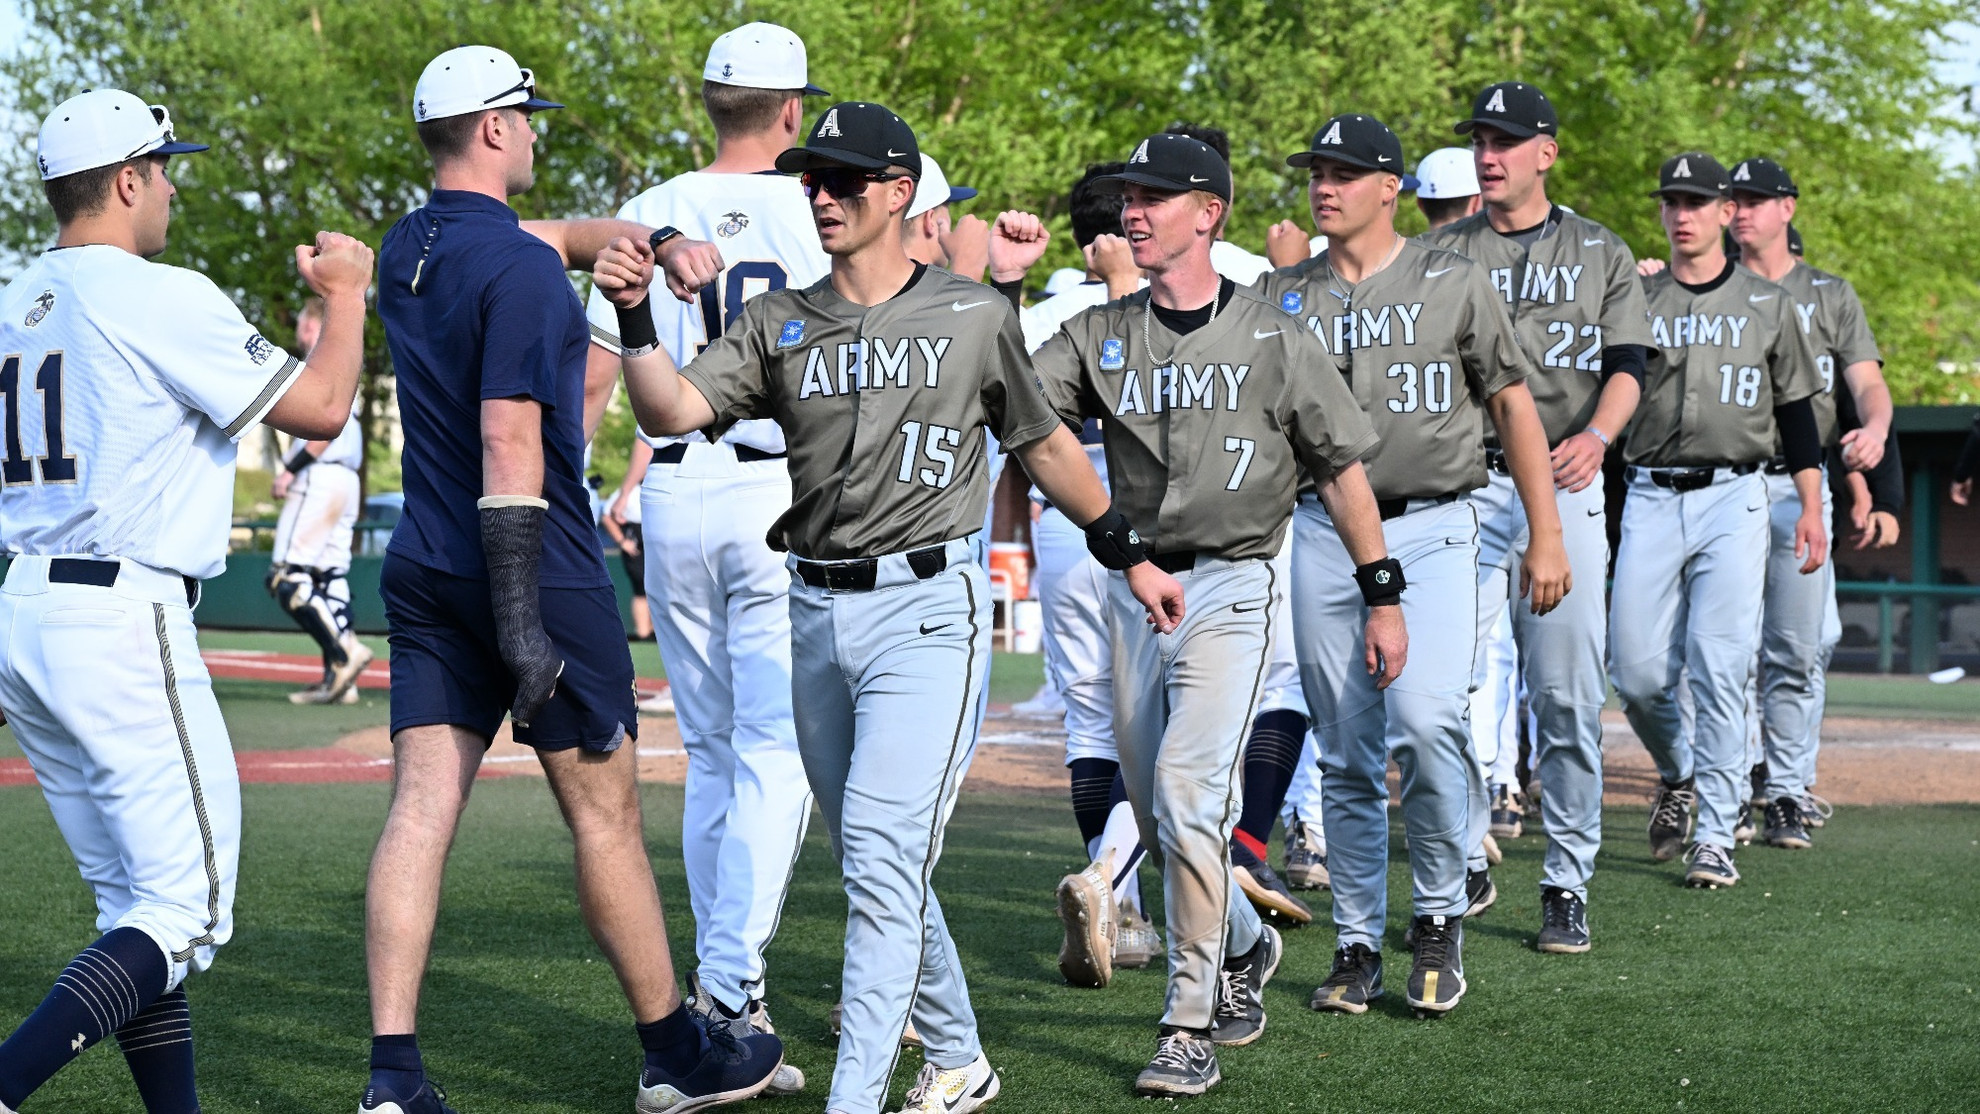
1583, 238, 1606, 246
919, 622, 951, 635
1749, 294, 1773, 303
1587, 506, 1604, 516
1190, 175, 1209, 183
1232, 602, 1264, 613
1377, 156, 1392, 162
887, 149, 907, 157
1425, 267, 1455, 278
952, 300, 990, 312
1254, 328, 1283, 339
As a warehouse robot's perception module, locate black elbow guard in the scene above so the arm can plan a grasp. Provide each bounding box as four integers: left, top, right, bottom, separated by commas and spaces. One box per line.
1600, 344, 1649, 388
1775, 396, 1823, 473
1084, 507, 1149, 570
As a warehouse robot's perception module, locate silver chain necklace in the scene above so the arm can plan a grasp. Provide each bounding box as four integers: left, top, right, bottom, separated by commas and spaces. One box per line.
1142, 281, 1220, 368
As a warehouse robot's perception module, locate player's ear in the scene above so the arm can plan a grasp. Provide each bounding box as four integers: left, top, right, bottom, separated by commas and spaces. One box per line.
1536, 137, 1559, 173
780, 94, 803, 137
1781, 196, 1797, 221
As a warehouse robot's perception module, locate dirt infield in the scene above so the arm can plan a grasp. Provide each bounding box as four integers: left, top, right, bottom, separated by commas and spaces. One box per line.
318, 707, 1980, 805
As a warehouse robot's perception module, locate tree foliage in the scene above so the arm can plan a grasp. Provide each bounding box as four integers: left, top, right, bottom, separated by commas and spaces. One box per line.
2, 0, 1975, 494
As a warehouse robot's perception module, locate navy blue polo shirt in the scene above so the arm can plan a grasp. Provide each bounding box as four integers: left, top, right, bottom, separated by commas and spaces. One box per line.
377, 189, 607, 588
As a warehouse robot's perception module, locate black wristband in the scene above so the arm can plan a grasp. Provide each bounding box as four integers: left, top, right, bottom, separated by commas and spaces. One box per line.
1354, 557, 1406, 606
990, 276, 1024, 311
1083, 507, 1149, 570
615, 300, 660, 358
283, 446, 318, 475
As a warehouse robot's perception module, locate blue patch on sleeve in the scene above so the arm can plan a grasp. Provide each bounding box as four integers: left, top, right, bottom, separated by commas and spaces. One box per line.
777, 320, 806, 349
1100, 337, 1125, 371
1280, 291, 1304, 315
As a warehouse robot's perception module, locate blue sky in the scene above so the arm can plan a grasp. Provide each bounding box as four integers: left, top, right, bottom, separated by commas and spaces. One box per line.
0, 1, 1975, 163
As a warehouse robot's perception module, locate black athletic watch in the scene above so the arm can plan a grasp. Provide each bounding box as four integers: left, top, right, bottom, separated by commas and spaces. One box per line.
648, 225, 684, 254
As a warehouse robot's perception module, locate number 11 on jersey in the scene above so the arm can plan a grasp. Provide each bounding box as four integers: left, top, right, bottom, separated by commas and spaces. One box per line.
1, 350, 77, 485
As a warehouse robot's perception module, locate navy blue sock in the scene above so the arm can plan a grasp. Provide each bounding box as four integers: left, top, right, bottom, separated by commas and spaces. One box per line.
637, 1006, 701, 1078
0, 926, 170, 1108
1068, 757, 1120, 853
1236, 709, 1308, 849
117, 987, 198, 1113
365, 1034, 423, 1105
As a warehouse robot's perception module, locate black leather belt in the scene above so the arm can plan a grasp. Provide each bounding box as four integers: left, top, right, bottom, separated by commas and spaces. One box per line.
794, 545, 948, 592
49, 557, 197, 606
1150, 551, 1197, 574
1377, 493, 1460, 521
1627, 462, 1761, 492
652, 442, 786, 464
1484, 448, 1509, 476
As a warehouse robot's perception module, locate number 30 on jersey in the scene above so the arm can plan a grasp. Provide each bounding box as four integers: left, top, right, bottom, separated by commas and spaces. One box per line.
2, 350, 77, 485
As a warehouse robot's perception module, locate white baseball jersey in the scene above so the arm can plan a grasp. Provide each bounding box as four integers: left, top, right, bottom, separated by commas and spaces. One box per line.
585, 171, 830, 454
1020, 279, 1114, 353
0, 246, 301, 579
312, 398, 364, 470
1210, 238, 1273, 285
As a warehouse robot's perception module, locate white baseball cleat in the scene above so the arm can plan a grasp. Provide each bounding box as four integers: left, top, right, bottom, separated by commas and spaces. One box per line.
889, 1052, 999, 1114
325, 635, 374, 702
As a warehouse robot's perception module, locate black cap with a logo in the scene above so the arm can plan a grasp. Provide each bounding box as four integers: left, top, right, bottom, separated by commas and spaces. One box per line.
1729, 157, 1798, 198
1649, 152, 1731, 199
1286, 114, 1404, 173
774, 102, 921, 176
1455, 81, 1558, 138
1093, 133, 1233, 202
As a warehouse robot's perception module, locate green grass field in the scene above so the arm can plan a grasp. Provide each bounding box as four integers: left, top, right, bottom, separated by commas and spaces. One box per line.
1, 781, 1976, 1113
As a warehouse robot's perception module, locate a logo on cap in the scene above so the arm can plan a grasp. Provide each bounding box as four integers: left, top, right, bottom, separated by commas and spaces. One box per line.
1100, 338, 1125, 371
1673, 157, 1692, 178
817, 108, 841, 138
416, 98, 427, 120
36, 154, 48, 177
1318, 121, 1343, 145
1280, 291, 1303, 315
25, 290, 54, 328
1485, 88, 1506, 113
722, 63, 734, 78
1734, 162, 1751, 181
717, 211, 750, 238
1130, 140, 1150, 164
778, 320, 806, 349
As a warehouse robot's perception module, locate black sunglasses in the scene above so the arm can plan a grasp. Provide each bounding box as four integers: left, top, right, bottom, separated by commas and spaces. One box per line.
801, 169, 908, 201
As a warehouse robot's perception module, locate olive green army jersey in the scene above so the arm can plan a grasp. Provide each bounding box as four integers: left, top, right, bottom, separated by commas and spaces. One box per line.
1252, 240, 1532, 500
680, 264, 1060, 560
1419, 207, 1652, 444
1031, 284, 1378, 561
1628, 264, 1822, 467
1770, 262, 1882, 447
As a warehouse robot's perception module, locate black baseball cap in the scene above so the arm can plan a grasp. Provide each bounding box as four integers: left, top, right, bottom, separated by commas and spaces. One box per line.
1455, 81, 1558, 138
1287, 114, 1404, 173
774, 102, 921, 176
1787, 222, 1804, 255
1729, 157, 1798, 197
1649, 152, 1731, 199
1092, 133, 1233, 202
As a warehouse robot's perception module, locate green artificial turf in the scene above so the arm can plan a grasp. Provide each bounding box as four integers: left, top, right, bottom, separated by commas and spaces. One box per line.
0, 780, 1974, 1113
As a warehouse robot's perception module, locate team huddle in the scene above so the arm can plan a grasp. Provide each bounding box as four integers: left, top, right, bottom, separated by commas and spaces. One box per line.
0, 19, 1896, 1114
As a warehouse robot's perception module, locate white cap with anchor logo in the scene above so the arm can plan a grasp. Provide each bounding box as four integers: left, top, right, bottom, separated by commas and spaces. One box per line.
703, 22, 829, 96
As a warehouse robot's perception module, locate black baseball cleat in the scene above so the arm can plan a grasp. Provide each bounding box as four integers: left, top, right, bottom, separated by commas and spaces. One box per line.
1733, 801, 1758, 845
1683, 842, 1740, 889
1797, 792, 1833, 829
1406, 915, 1466, 1017
360, 1080, 456, 1114
1134, 1029, 1221, 1098
1536, 885, 1591, 954
1648, 777, 1697, 862
1464, 868, 1498, 917
1231, 840, 1312, 925
1211, 923, 1280, 1046
1763, 796, 1812, 850
1310, 943, 1383, 1014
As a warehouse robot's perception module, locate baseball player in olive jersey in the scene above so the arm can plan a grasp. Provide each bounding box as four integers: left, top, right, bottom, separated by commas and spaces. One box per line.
1614, 153, 1827, 890
1253, 113, 1570, 1018
1420, 82, 1654, 953
593, 103, 1183, 1114
1727, 157, 1890, 849
1032, 133, 1394, 1098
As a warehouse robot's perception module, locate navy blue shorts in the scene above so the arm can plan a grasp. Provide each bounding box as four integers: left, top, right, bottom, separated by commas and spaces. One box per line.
381, 552, 637, 752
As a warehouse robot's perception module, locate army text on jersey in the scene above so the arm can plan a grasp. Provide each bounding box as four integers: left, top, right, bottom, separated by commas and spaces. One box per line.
680, 264, 1060, 560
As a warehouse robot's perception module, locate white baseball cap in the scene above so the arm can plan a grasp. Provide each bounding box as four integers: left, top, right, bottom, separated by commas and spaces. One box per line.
704, 22, 828, 96
37, 89, 208, 180
906, 154, 978, 220
1043, 267, 1087, 297
413, 45, 563, 123
1406, 147, 1479, 199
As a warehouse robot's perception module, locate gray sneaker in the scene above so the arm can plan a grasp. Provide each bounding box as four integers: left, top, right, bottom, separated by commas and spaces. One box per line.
1134, 1031, 1220, 1098
1210, 924, 1280, 1046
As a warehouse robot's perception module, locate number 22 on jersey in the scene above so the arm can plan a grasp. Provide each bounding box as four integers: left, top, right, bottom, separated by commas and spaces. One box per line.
2, 350, 77, 485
